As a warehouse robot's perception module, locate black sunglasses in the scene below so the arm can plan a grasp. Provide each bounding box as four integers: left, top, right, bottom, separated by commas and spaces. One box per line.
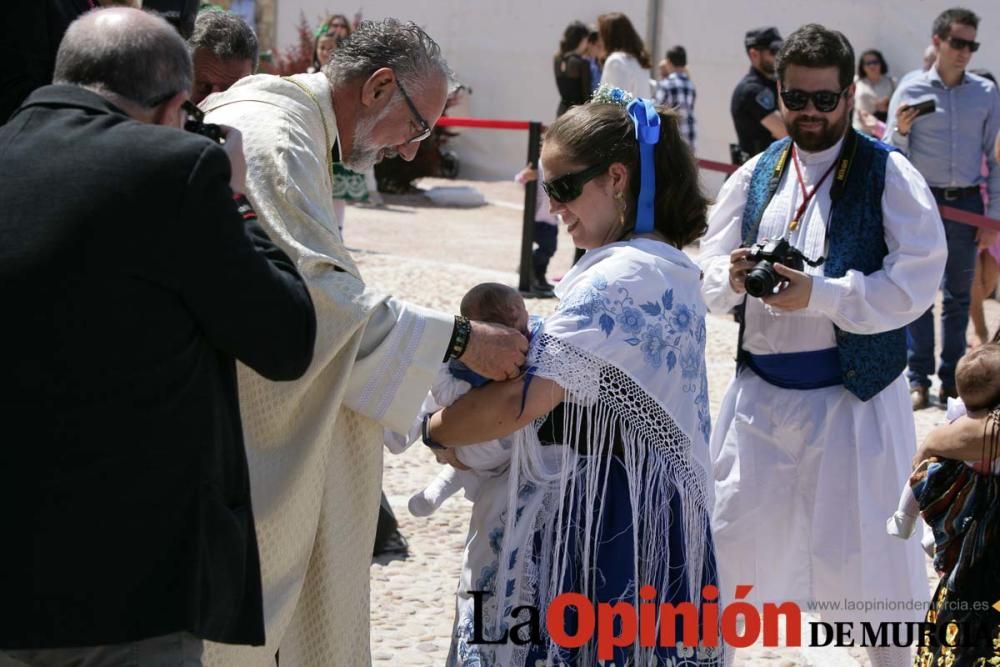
947, 36, 980, 53
396, 80, 432, 144
780, 88, 848, 113
542, 163, 607, 203
863, 59, 881, 66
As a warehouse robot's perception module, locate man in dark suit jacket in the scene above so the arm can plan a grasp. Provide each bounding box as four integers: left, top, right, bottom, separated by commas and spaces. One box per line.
0, 7, 316, 665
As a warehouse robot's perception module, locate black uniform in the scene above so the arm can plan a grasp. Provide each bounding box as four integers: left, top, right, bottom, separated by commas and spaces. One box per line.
730, 66, 779, 161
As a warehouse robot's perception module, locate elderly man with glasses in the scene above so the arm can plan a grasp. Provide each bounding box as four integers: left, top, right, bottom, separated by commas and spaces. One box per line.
199, 17, 528, 667
884, 7, 1000, 411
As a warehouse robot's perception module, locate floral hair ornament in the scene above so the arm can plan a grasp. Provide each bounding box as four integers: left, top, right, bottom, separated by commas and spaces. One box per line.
590, 85, 660, 234
591, 84, 635, 106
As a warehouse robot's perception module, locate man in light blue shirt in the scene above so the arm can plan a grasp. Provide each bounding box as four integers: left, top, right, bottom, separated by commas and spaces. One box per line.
884, 7, 1000, 410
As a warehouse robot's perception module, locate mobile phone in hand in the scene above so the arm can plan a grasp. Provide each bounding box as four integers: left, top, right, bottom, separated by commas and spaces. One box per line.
910, 98, 936, 118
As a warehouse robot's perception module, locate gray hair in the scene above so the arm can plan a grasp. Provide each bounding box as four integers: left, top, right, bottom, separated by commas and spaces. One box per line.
189, 10, 259, 70
323, 18, 452, 94
54, 8, 192, 108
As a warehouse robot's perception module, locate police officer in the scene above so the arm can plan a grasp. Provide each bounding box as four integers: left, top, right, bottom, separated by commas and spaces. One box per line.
730, 26, 788, 164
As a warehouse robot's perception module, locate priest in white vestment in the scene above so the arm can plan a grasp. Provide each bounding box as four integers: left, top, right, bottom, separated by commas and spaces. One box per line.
698, 25, 947, 667
198, 20, 527, 667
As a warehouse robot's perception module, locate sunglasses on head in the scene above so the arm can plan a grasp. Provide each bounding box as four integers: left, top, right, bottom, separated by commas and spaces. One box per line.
542, 163, 608, 204
946, 36, 980, 53
780, 88, 848, 113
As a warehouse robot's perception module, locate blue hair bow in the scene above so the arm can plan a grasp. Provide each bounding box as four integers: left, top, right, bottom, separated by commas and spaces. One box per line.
626, 98, 661, 234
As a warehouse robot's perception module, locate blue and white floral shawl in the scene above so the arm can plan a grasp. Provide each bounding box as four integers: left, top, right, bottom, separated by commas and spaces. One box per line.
465, 238, 717, 666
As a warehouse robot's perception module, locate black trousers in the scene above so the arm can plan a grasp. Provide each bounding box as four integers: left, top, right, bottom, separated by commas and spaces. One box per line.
533, 222, 558, 280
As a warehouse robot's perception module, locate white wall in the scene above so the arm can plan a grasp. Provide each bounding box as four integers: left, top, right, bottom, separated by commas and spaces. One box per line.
277, 0, 999, 185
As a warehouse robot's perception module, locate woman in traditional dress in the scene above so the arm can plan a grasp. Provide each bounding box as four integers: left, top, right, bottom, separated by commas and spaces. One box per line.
427, 86, 723, 666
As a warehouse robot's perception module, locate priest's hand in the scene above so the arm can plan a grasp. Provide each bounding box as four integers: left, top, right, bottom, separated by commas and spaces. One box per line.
760, 263, 813, 311
461, 321, 528, 381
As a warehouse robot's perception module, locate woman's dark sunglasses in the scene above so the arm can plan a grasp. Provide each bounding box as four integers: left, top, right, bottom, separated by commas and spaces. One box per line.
780, 88, 848, 113
947, 36, 980, 53
542, 163, 607, 203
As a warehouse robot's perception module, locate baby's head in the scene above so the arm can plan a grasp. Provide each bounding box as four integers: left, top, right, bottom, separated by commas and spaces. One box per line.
460, 283, 528, 335
955, 343, 1000, 413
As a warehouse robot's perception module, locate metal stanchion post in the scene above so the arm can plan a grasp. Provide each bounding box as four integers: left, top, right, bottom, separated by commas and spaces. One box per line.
519, 121, 542, 295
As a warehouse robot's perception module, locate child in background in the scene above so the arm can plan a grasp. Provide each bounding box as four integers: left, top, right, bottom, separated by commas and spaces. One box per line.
515, 164, 559, 297
888, 341, 1000, 552
384, 283, 533, 516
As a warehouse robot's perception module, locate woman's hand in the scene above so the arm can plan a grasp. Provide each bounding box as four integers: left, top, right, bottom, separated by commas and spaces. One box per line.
913, 415, 988, 468
432, 444, 470, 470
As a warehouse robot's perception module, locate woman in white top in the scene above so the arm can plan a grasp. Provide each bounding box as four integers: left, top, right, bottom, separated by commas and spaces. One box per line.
853, 49, 895, 134
596, 12, 652, 99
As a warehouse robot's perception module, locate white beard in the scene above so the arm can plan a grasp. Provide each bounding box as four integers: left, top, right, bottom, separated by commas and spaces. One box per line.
342, 102, 397, 171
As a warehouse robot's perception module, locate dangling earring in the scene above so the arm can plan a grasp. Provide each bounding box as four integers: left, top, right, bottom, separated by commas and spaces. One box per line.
615, 191, 626, 226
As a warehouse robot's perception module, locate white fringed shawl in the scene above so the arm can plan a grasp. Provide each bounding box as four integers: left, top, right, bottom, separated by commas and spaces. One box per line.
493, 239, 717, 666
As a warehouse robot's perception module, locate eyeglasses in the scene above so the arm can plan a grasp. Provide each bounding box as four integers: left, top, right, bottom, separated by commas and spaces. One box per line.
396, 80, 433, 144
542, 163, 607, 203
946, 36, 980, 53
863, 59, 881, 66
780, 88, 848, 113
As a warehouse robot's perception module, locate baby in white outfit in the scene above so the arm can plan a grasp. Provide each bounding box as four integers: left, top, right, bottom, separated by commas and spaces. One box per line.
384, 282, 530, 516
888, 343, 1000, 550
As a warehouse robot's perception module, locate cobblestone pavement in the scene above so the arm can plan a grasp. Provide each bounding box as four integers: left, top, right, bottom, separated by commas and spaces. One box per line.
344, 178, 998, 667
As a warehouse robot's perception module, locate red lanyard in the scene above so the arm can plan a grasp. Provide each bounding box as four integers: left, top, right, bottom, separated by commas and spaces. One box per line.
790, 145, 837, 231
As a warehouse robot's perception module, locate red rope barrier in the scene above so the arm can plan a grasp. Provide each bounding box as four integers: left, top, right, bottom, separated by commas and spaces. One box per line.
938, 204, 1000, 232
697, 158, 739, 176
438, 115, 1000, 232
694, 159, 1000, 232
436, 117, 532, 131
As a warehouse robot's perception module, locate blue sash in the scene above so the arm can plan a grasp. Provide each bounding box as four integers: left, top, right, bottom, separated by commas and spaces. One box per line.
743, 347, 842, 390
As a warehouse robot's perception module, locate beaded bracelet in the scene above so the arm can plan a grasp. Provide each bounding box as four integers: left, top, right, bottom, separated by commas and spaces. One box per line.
443, 315, 472, 362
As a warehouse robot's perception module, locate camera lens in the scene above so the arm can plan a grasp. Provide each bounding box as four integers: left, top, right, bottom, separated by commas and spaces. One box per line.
745, 261, 778, 298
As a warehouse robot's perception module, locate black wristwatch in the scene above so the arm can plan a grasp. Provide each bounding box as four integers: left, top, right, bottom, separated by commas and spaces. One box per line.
421, 413, 446, 450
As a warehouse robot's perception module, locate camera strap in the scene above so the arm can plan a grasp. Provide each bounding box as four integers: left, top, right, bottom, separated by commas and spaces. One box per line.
790, 145, 837, 231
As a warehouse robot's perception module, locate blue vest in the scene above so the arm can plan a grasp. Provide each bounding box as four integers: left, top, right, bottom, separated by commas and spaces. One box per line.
740, 130, 906, 402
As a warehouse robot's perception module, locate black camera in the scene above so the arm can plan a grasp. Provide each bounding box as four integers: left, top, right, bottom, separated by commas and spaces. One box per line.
185, 117, 225, 145
182, 100, 225, 145
744, 237, 822, 298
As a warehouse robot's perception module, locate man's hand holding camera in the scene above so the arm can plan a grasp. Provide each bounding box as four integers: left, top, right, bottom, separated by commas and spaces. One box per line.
760, 263, 813, 311
728, 242, 816, 312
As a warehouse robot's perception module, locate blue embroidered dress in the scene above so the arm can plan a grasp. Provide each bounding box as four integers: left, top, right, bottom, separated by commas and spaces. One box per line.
447, 239, 722, 666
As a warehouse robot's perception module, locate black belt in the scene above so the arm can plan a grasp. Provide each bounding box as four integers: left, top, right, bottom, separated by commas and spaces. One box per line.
930, 185, 980, 201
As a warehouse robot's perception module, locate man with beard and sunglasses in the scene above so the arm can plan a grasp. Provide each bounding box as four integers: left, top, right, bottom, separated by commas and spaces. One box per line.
730, 26, 788, 164
699, 24, 946, 667
195, 18, 528, 667
884, 8, 1000, 412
